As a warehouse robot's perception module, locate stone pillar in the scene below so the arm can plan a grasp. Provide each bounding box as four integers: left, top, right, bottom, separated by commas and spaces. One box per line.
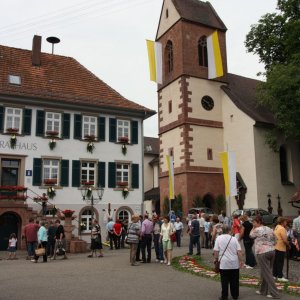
63, 214, 75, 252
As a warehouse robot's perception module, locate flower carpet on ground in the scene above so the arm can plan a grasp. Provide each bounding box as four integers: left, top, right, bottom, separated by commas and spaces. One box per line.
173, 255, 300, 296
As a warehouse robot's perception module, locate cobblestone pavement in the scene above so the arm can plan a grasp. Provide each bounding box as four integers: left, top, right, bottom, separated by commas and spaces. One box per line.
0, 235, 299, 300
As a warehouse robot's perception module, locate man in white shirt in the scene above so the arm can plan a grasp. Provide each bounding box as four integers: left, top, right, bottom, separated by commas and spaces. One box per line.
198, 213, 205, 248
174, 217, 183, 247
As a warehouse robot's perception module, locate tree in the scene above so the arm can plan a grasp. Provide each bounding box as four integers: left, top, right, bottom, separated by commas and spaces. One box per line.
192, 195, 204, 207
245, 0, 300, 148
216, 194, 226, 213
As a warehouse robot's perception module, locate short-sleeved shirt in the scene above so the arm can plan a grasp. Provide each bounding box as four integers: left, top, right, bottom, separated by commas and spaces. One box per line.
214, 234, 241, 270
274, 224, 287, 252
250, 225, 275, 254
24, 223, 39, 242
55, 225, 65, 239
113, 223, 122, 235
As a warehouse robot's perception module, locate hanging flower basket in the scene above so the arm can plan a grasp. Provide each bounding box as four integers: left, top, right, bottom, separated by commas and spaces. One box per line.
86, 187, 93, 199
122, 187, 129, 199
47, 186, 56, 199
6, 128, 19, 134
10, 135, 17, 149
122, 144, 127, 155
87, 142, 95, 153
46, 130, 59, 137
49, 139, 56, 150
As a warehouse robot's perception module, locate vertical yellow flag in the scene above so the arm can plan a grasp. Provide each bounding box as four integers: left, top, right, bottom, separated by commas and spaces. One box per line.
166, 155, 174, 200
220, 151, 237, 198
146, 40, 162, 84
220, 152, 230, 197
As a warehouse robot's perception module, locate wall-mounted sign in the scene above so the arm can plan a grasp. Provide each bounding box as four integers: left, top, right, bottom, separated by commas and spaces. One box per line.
26, 170, 32, 176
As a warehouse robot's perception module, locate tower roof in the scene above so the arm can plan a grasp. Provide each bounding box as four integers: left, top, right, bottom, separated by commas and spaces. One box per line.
172, 0, 227, 31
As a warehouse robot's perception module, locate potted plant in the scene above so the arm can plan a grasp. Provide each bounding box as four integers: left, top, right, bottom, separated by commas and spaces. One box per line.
122, 187, 129, 199
118, 136, 129, 155
44, 178, 57, 185
86, 142, 95, 153
6, 128, 19, 134
117, 181, 128, 187
61, 209, 75, 218
49, 139, 56, 150
46, 130, 59, 137
84, 134, 96, 141
10, 134, 17, 149
81, 181, 94, 186
47, 186, 56, 199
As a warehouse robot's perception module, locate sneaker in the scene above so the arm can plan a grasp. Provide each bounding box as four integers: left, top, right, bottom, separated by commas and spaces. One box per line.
31, 259, 37, 263
245, 265, 253, 269
131, 262, 140, 266
160, 260, 164, 264
277, 277, 288, 282
167, 262, 171, 266
266, 295, 280, 299
155, 259, 159, 263
255, 291, 261, 295
273, 276, 277, 280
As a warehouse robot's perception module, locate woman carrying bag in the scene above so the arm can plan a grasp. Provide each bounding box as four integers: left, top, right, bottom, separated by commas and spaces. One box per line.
32, 221, 48, 263
214, 225, 243, 300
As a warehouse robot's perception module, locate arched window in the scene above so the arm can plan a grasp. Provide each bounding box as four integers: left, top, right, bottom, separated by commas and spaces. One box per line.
165, 41, 174, 73
198, 36, 208, 67
279, 146, 288, 183
118, 210, 130, 222
80, 209, 93, 233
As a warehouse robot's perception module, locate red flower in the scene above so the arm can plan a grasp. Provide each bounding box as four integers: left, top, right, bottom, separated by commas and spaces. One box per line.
46, 130, 59, 136
117, 181, 128, 187
81, 181, 94, 186
84, 134, 96, 141
118, 136, 129, 143
44, 179, 57, 185
0, 185, 27, 191
6, 128, 19, 133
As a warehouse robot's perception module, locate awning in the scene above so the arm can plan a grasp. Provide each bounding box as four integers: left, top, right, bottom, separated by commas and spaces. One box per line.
144, 187, 160, 202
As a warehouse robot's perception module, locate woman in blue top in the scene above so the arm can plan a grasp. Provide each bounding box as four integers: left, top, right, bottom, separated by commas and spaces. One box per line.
32, 221, 48, 263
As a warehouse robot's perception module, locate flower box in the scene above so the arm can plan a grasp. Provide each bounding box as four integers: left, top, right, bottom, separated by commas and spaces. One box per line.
6, 128, 19, 133
46, 130, 59, 137
0, 195, 27, 200
117, 181, 128, 187
44, 179, 57, 185
118, 136, 129, 143
61, 209, 75, 218
84, 134, 96, 141
81, 181, 94, 186
0, 185, 27, 192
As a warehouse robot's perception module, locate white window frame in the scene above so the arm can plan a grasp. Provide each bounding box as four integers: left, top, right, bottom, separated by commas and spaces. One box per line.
4, 107, 23, 134
118, 210, 130, 222
117, 119, 130, 141
81, 209, 93, 233
116, 163, 130, 184
42, 159, 60, 186
82, 116, 97, 139
45, 112, 61, 136
81, 161, 96, 186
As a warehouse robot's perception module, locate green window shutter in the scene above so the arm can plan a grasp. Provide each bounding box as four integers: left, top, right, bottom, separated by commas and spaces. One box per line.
108, 162, 116, 188
60, 160, 69, 187
33, 158, 42, 186
98, 117, 105, 141
72, 160, 81, 187
98, 161, 106, 188
0, 107, 4, 133
62, 113, 70, 139
22, 109, 32, 135
74, 114, 82, 140
36, 110, 45, 136
131, 164, 139, 189
131, 120, 138, 144
109, 118, 116, 142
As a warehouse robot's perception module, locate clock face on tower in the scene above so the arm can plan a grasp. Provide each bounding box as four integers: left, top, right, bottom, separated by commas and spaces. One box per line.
201, 96, 214, 111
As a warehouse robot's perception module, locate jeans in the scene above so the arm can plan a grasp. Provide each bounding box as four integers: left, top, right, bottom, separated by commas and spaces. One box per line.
47, 239, 55, 257
243, 240, 256, 267
108, 232, 114, 249
141, 234, 152, 262
220, 269, 239, 299
205, 232, 211, 249
189, 235, 200, 255
153, 234, 163, 260
27, 241, 37, 257
114, 235, 121, 249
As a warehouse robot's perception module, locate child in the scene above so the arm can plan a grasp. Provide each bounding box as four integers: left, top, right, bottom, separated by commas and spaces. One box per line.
7, 233, 17, 260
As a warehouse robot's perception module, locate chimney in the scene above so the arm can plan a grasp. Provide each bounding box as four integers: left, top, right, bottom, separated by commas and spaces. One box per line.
32, 35, 42, 66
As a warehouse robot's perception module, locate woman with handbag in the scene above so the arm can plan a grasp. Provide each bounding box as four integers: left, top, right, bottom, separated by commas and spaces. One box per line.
88, 219, 103, 258
31, 221, 48, 263
214, 225, 243, 300
160, 216, 175, 266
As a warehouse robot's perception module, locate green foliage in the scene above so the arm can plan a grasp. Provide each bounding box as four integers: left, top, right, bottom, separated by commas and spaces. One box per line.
172, 194, 183, 217
192, 195, 204, 208
245, 0, 300, 147
215, 194, 226, 214
163, 196, 169, 215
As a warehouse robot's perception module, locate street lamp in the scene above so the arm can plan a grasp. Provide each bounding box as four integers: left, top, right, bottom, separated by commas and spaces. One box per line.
81, 186, 104, 220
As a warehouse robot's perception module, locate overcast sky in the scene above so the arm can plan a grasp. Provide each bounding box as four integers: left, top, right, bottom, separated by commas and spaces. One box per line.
0, 0, 277, 137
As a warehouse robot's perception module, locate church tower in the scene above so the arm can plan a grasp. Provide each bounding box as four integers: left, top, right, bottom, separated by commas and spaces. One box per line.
157, 0, 228, 215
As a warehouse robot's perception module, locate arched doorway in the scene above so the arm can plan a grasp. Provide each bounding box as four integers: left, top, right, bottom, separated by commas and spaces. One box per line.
0, 212, 21, 250
116, 207, 133, 223
203, 193, 215, 209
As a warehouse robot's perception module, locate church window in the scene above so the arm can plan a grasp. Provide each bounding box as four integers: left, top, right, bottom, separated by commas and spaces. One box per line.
166, 9, 169, 18
168, 100, 172, 113
166, 41, 173, 73
207, 148, 213, 160
198, 36, 208, 67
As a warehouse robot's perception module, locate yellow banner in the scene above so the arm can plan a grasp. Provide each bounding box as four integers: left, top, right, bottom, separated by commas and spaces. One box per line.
220, 152, 229, 197
166, 155, 174, 200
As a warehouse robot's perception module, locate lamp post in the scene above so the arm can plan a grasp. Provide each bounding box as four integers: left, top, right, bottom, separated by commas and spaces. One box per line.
81, 186, 104, 221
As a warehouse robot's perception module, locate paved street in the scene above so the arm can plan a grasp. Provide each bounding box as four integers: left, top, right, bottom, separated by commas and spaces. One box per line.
0, 238, 299, 300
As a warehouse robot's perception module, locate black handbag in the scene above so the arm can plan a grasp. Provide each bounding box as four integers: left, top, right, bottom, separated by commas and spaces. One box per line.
214, 236, 232, 273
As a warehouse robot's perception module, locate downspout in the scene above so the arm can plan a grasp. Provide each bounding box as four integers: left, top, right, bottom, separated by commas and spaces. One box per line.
141, 118, 145, 215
